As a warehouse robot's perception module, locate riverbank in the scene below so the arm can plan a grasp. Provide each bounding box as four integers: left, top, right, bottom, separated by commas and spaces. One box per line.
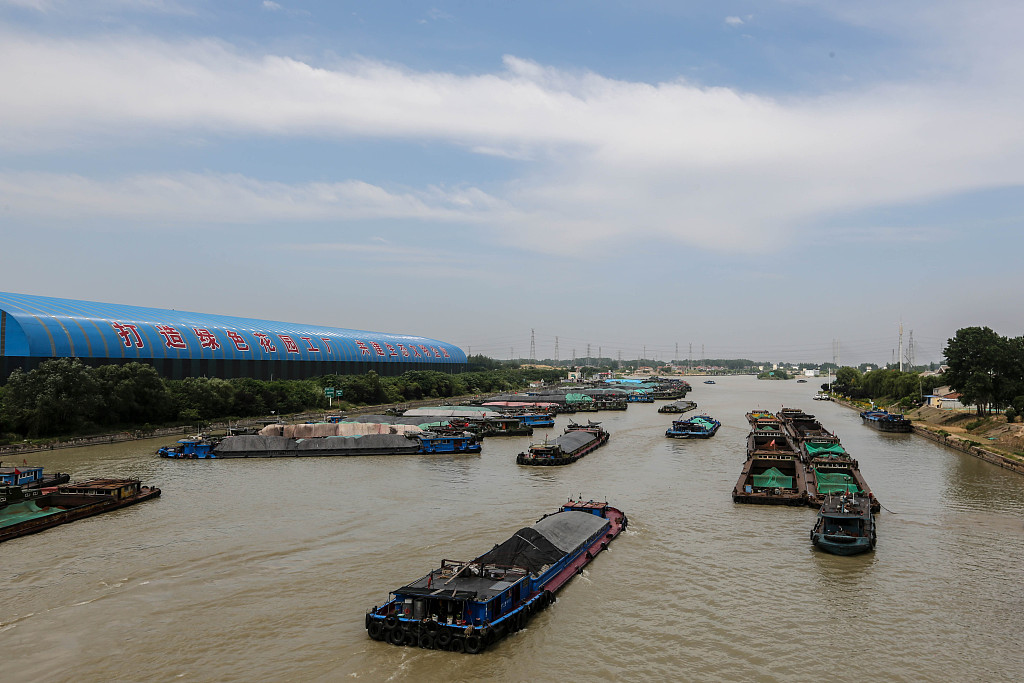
831, 396, 1024, 475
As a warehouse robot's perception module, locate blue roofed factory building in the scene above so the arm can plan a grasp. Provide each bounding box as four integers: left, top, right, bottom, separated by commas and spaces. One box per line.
0, 292, 467, 382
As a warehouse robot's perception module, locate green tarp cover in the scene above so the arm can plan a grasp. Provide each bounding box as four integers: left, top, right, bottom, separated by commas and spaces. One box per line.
815, 470, 861, 494
751, 467, 793, 488
690, 418, 716, 428
806, 443, 847, 456
564, 393, 594, 403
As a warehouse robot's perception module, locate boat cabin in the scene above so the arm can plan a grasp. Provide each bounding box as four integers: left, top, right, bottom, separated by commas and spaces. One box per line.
0, 466, 45, 486
59, 479, 142, 501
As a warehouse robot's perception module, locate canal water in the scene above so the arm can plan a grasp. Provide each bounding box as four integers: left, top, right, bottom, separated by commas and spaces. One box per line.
3, 376, 1023, 682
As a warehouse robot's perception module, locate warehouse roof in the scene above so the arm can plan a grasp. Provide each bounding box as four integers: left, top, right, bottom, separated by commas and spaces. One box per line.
0, 292, 465, 365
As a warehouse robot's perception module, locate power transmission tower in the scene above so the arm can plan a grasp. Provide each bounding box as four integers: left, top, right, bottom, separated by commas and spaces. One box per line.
675, 342, 679, 362
898, 319, 904, 372
530, 328, 536, 361
587, 344, 591, 363
598, 346, 602, 364
906, 330, 915, 369
554, 336, 559, 362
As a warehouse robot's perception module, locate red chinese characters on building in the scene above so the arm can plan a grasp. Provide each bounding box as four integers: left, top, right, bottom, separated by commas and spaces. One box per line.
300, 337, 319, 352
319, 337, 333, 354
252, 333, 277, 353
369, 341, 386, 357
354, 340, 371, 356
225, 330, 250, 352
396, 344, 410, 357
430, 346, 441, 358
440, 347, 450, 358
155, 325, 188, 350
192, 328, 221, 350
278, 335, 300, 354
384, 343, 399, 357
410, 344, 422, 358
111, 322, 144, 348
418, 345, 431, 357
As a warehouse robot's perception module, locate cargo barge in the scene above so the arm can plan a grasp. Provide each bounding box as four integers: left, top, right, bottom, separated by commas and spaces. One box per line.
733, 432, 807, 505
0, 478, 160, 544
364, 499, 626, 653
859, 409, 913, 433
665, 414, 720, 439
175, 432, 481, 458
811, 492, 876, 555
516, 422, 609, 466
658, 400, 697, 414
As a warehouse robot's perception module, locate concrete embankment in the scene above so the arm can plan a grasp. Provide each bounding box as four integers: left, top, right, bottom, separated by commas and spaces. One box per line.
832, 396, 1024, 476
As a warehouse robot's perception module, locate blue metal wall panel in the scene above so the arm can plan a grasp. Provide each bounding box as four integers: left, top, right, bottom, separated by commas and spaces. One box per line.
0, 292, 466, 366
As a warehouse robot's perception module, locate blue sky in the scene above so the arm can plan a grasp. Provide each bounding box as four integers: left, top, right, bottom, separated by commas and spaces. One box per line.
3, 1, 1023, 366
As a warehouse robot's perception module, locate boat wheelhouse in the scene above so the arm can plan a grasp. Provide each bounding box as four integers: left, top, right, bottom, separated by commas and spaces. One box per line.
665, 415, 721, 439
811, 492, 876, 555
0, 464, 70, 489
365, 499, 626, 654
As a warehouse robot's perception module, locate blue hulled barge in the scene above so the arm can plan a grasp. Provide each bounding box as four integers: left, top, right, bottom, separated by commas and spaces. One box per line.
665, 414, 721, 439
859, 409, 912, 433
365, 499, 627, 654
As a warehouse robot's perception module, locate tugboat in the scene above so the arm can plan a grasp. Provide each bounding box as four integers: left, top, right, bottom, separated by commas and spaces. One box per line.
811, 492, 876, 555
516, 423, 609, 466
364, 499, 627, 653
665, 415, 721, 439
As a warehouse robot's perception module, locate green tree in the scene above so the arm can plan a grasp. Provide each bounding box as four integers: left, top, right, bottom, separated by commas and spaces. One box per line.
0, 359, 102, 436
944, 326, 1005, 414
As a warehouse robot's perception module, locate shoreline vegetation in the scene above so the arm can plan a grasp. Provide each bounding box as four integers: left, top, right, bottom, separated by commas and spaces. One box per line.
0, 357, 562, 448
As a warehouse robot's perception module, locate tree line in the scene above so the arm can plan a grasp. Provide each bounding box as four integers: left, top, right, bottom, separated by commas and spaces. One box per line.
0, 359, 565, 440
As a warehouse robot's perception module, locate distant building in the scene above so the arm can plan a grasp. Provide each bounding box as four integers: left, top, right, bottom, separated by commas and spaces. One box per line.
924, 386, 967, 410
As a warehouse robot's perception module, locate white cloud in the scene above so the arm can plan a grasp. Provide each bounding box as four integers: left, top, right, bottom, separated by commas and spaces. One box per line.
262, 1, 281, 10
1, 11, 1023, 255
725, 16, 743, 26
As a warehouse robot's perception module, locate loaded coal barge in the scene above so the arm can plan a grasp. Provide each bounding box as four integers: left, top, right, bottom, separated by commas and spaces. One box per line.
365, 499, 627, 654
0, 478, 160, 544
516, 422, 609, 466
159, 423, 481, 458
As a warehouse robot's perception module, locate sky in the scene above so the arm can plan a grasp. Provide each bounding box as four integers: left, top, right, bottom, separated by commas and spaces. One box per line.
2, 0, 1024, 367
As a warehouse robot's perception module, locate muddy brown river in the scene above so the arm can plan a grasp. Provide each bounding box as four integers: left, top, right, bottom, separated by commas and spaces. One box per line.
3, 376, 1023, 682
